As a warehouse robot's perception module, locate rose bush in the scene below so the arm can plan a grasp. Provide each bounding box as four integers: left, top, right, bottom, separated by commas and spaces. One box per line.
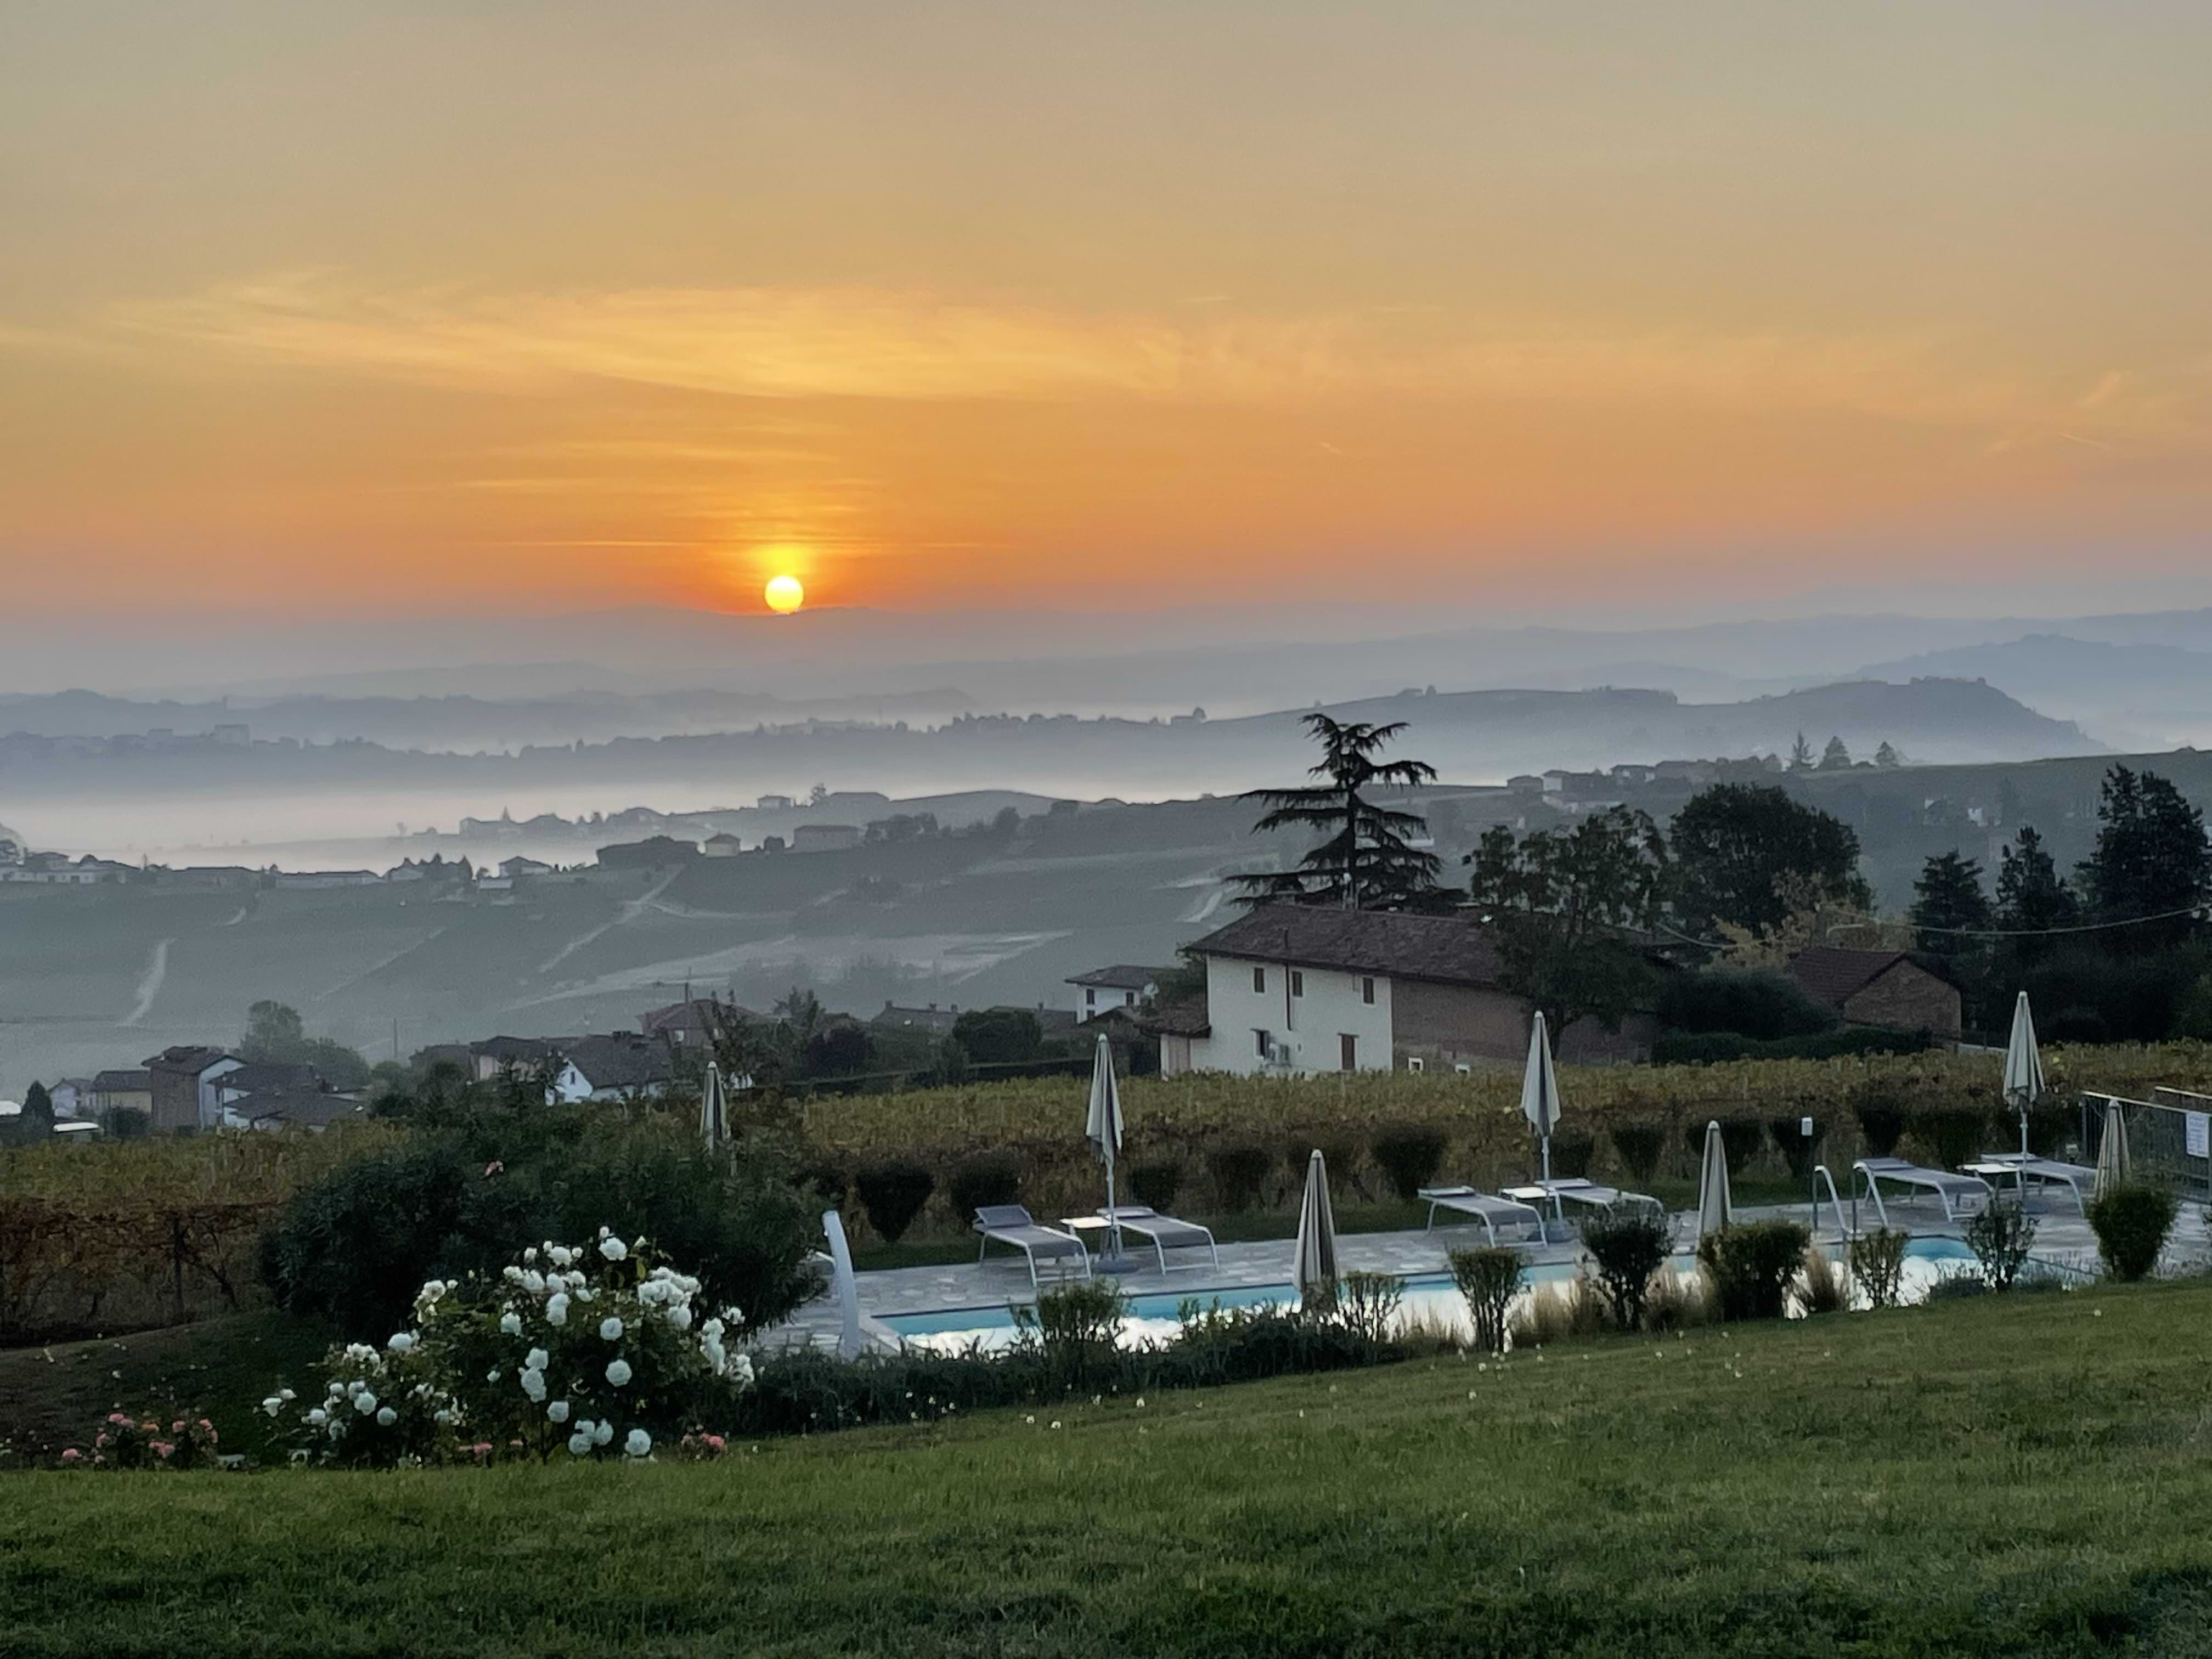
274, 1227, 753, 1466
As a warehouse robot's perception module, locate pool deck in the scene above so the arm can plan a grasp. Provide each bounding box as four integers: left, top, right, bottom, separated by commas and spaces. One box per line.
760, 1194, 2212, 1353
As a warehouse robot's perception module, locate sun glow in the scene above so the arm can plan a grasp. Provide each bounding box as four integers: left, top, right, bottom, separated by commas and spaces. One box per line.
764, 573, 805, 613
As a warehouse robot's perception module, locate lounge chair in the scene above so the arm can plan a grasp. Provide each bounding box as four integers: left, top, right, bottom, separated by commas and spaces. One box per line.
1501, 1177, 1663, 1220
1418, 1186, 1547, 1245
1852, 1157, 1992, 1226
1095, 1206, 1219, 1273
1962, 1152, 2098, 1214
973, 1205, 1091, 1289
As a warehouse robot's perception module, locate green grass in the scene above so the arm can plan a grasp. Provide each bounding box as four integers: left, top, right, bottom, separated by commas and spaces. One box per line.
10, 1282, 2212, 1655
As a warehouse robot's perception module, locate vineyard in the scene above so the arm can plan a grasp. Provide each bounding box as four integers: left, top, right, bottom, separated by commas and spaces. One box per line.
0, 1125, 402, 1342
803, 1042, 2212, 1238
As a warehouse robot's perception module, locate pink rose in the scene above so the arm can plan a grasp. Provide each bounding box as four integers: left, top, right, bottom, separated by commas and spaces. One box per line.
60, 1448, 82, 1464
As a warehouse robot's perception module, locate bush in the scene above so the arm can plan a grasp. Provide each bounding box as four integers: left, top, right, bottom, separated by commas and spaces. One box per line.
1657, 968, 1837, 1040
1370, 1125, 1448, 1202
1698, 1220, 1811, 1321
1925, 1272, 1989, 1303
1797, 1246, 1847, 1315
1448, 1246, 1523, 1354
1331, 1271, 1404, 1346
2086, 1184, 2179, 1282
1655, 1027, 1935, 1065
853, 1160, 935, 1244
1849, 1228, 1910, 1310
62, 1410, 222, 1471
1963, 1199, 2037, 1291
1853, 1081, 1910, 1159
1578, 1203, 1674, 1331
1717, 1118, 1765, 1178
1508, 1279, 1606, 1348
946, 1153, 1023, 1222
1611, 1121, 1671, 1183
1014, 1278, 1127, 1391
1767, 1115, 1825, 1181
1127, 1160, 1183, 1214
1550, 1128, 1595, 1180
1910, 1108, 1987, 1171
1206, 1143, 1275, 1213
1643, 1268, 1713, 1333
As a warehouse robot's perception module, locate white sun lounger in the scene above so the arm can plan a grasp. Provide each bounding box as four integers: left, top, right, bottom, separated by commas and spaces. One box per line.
1095, 1206, 1219, 1273
1963, 1152, 2098, 1214
973, 1205, 1091, 1289
1502, 1177, 1663, 1218
1418, 1186, 1547, 1245
1853, 1157, 1993, 1226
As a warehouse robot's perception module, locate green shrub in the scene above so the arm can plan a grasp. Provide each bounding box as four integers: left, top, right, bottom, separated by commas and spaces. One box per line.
1852, 1080, 1910, 1159
1910, 1109, 1987, 1171
854, 1160, 935, 1243
1643, 1268, 1713, 1333
1655, 1027, 1935, 1064
1127, 1160, 1183, 1214
1550, 1128, 1596, 1180
1963, 1199, 2037, 1291
947, 1153, 1023, 1221
1013, 1278, 1127, 1392
1508, 1278, 1606, 1348
1611, 1121, 1671, 1183
1698, 1220, 1812, 1321
1717, 1117, 1765, 1177
1205, 1142, 1275, 1212
1925, 1272, 1989, 1303
1448, 1246, 1523, 1354
1578, 1203, 1674, 1331
1331, 1271, 1404, 1346
1657, 968, 1838, 1040
1767, 1115, 1826, 1181
2086, 1184, 2179, 1282
1369, 1125, 1447, 1201
1849, 1228, 1910, 1310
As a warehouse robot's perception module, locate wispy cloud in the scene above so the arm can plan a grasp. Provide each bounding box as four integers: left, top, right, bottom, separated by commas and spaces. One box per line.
16, 268, 2204, 450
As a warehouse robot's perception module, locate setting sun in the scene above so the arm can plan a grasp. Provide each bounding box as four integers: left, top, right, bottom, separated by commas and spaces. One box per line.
764, 574, 805, 614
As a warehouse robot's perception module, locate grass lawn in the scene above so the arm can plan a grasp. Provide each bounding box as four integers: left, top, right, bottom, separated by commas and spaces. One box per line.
9, 1280, 2212, 1656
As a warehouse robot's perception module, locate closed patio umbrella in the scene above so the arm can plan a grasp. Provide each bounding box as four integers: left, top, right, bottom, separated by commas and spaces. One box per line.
699, 1060, 729, 1153
1294, 1148, 1339, 1307
1085, 1034, 1134, 1271
1696, 1119, 1733, 1239
2001, 992, 2045, 1158
1521, 1012, 1563, 1229
2096, 1100, 2134, 1197
821, 1208, 865, 1359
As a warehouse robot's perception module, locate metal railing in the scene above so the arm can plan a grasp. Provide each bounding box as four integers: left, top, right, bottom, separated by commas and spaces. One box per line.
2081, 1090, 2212, 1204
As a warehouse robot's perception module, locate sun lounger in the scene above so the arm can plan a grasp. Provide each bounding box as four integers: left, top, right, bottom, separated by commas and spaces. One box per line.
972, 1205, 1091, 1289
1963, 1152, 2098, 1214
1852, 1157, 1993, 1226
1501, 1177, 1663, 1220
1095, 1206, 1219, 1273
1418, 1186, 1547, 1244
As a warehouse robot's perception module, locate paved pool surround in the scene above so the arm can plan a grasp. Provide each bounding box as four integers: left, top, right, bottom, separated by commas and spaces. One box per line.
760, 1195, 2210, 1355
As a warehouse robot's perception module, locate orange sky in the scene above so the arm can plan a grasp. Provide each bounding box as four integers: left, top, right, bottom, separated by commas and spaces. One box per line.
3, 3, 2209, 617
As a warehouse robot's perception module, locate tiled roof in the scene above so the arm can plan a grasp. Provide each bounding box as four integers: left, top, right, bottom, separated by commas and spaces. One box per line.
562, 1034, 676, 1091
1139, 997, 1212, 1039
91, 1068, 153, 1093
1187, 905, 1507, 989
471, 1035, 563, 1063
1068, 964, 1166, 990
215, 1061, 325, 1096
143, 1045, 234, 1074
230, 1088, 366, 1128
1787, 947, 1921, 1008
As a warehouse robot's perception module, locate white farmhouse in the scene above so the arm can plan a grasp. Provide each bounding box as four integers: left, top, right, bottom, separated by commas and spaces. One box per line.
1065, 964, 1165, 1020
1161, 905, 1656, 1077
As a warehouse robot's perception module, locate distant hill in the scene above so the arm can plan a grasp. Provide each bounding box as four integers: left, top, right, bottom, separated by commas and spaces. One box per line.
1847, 634, 2212, 749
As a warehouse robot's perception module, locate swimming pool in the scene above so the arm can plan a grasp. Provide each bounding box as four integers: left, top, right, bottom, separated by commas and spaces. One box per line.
878, 1235, 1995, 1351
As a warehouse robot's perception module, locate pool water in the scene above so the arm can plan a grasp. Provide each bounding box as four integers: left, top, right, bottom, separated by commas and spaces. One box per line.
878, 1235, 1995, 1352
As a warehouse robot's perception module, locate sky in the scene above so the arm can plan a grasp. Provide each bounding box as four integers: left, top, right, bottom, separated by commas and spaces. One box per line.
3, 1, 2209, 624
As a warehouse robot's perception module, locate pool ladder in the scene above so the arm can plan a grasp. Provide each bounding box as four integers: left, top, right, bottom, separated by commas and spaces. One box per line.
1812, 1164, 1858, 1244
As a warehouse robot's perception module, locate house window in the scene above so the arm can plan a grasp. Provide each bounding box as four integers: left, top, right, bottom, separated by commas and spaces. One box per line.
1290, 970, 1304, 998
1253, 1028, 1271, 1059
1406, 1056, 1425, 1073
1085, 988, 1096, 1009
1340, 1033, 1357, 1071
1252, 966, 1266, 994
1124, 990, 1135, 1006
1361, 977, 1376, 1006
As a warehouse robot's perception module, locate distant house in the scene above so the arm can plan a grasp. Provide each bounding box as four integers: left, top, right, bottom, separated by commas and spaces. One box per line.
791, 824, 862, 854
89, 1068, 154, 1120
596, 836, 700, 870
1066, 965, 1167, 1019
48, 1077, 93, 1119
871, 1002, 962, 1036
1167, 905, 1656, 1078
143, 1046, 244, 1132
1139, 997, 1213, 1077
552, 1034, 676, 1102
702, 833, 743, 857
273, 870, 381, 889
160, 865, 259, 891
639, 997, 752, 1048
1786, 947, 1962, 1041
210, 723, 251, 747
1505, 774, 1545, 793
755, 794, 795, 811
1, 854, 133, 885
211, 1062, 327, 1125
499, 856, 555, 879
469, 1035, 566, 1082
224, 1088, 365, 1133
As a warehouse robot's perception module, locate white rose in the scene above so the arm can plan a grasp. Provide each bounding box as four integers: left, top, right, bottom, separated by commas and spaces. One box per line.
375, 1407, 397, 1427
279, 1388, 296, 1402
547, 1401, 569, 1424
549, 1246, 573, 1269
593, 1420, 614, 1447
567, 1432, 592, 1457
486, 1369, 501, 1384
354, 1391, 379, 1415
262, 1396, 283, 1417
307, 1408, 328, 1426
599, 1316, 624, 1342
387, 1333, 415, 1353
605, 1359, 633, 1387
599, 1237, 628, 1262
624, 1429, 651, 1458
732, 1353, 755, 1388
499, 1312, 523, 1336
666, 1305, 693, 1330
545, 1295, 569, 1328
520, 1368, 547, 1402
523, 1247, 539, 1265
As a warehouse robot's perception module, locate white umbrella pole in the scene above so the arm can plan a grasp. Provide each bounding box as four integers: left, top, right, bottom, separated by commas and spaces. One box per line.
1105, 1152, 1122, 1259
1541, 1127, 1560, 1228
